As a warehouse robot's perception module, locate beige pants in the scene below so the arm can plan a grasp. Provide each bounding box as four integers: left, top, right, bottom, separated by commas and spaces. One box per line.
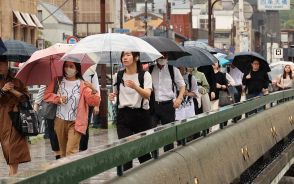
54, 117, 81, 157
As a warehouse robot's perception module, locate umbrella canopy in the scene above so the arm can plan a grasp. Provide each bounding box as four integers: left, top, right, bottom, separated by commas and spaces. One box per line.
214, 53, 230, 66
269, 61, 294, 81
0, 40, 38, 62
231, 51, 270, 73
62, 33, 162, 64
168, 46, 218, 68
0, 38, 7, 55
140, 36, 189, 60
16, 43, 93, 86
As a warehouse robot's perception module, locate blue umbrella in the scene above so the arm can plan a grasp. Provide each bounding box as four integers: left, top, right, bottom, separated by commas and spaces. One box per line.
0, 40, 38, 62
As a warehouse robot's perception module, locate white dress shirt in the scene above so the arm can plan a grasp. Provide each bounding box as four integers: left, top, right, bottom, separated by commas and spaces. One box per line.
229, 67, 244, 86
151, 64, 185, 102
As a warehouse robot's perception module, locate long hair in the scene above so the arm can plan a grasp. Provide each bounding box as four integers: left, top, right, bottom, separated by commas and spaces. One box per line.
283, 65, 293, 79
62, 61, 84, 80
120, 51, 142, 73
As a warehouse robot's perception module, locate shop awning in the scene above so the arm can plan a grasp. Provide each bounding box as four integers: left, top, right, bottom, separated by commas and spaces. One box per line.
30, 14, 43, 29
20, 12, 36, 27
13, 11, 27, 26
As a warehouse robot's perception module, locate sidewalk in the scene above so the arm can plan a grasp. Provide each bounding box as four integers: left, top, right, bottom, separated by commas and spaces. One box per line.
0, 124, 118, 183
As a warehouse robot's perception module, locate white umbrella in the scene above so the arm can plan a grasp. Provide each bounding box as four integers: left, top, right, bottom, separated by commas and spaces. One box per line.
61, 33, 162, 64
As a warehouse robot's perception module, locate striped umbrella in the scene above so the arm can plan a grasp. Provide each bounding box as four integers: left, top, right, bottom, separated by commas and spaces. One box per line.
0, 40, 38, 62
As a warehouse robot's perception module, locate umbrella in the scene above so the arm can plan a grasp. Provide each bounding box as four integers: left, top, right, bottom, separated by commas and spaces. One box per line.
184, 41, 218, 54
214, 53, 230, 66
140, 36, 190, 60
168, 46, 218, 68
0, 40, 38, 62
231, 51, 270, 73
269, 61, 294, 81
0, 38, 7, 55
15, 43, 93, 86
62, 33, 162, 64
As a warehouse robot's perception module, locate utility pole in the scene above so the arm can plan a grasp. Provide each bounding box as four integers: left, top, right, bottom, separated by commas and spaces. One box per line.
189, 0, 193, 40
120, 0, 123, 29
208, 0, 212, 46
97, 0, 108, 129
144, 0, 148, 36
166, 0, 170, 38
73, 0, 77, 36
238, 0, 248, 52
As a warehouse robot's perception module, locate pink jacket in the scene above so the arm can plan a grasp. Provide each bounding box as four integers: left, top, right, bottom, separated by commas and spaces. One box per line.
44, 78, 100, 135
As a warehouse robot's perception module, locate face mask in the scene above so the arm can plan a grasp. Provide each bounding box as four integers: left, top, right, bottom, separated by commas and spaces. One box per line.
157, 59, 168, 66
65, 68, 77, 78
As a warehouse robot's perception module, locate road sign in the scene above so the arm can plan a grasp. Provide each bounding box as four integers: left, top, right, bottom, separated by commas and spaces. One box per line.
273, 48, 283, 59
66, 36, 79, 44
113, 28, 130, 34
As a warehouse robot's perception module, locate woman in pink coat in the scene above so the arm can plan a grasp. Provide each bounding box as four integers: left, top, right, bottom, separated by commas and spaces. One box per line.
44, 61, 100, 158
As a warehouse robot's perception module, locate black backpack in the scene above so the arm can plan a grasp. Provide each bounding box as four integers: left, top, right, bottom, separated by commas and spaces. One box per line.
114, 69, 146, 108
148, 65, 177, 114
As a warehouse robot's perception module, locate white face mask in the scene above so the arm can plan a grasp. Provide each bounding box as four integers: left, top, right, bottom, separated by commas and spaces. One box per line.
65, 68, 77, 78
157, 58, 168, 66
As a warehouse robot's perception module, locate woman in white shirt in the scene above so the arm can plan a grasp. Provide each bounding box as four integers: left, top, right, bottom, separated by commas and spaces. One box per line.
277, 65, 294, 90
109, 51, 153, 171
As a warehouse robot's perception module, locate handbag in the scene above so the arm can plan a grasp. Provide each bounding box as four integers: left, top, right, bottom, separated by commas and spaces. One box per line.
9, 98, 39, 136
42, 77, 62, 120
219, 90, 234, 107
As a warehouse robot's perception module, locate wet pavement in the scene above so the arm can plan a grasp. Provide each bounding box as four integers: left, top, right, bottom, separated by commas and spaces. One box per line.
0, 124, 121, 183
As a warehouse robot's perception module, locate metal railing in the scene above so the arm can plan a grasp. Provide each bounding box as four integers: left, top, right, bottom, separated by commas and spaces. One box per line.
3, 89, 294, 184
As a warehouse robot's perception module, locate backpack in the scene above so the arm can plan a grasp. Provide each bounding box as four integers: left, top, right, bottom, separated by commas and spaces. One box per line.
149, 65, 177, 92
115, 69, 146, 108
148, 65, 177, 114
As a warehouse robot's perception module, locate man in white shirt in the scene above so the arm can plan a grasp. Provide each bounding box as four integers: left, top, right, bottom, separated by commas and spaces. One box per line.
228, 64, 244, 122
149, 52, 185, 151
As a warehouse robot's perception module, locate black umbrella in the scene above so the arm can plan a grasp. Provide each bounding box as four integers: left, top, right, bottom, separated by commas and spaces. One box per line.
0, 38, 7, 55
231, 51, 270, 73
140, 36, 190, 60
0, 40, 38, 62
168, 46, 218, 68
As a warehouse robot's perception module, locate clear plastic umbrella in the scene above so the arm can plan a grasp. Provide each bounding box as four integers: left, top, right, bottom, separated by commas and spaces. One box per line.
62, 33, 162, 64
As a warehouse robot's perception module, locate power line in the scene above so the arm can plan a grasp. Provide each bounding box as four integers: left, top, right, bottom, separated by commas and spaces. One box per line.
40, 0, 71, 23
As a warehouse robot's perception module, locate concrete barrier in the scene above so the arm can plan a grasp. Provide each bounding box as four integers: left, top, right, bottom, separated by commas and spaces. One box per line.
107, 101, 294, 184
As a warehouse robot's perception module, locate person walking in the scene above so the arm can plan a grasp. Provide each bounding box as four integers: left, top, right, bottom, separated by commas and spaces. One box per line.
228, 64, 244, 122
0, 61, 31, 175
80, 67, 100, 151
276, 64, 294, 90
109, 51, 153, 171
44, 61, 100, 158
191, 68, 211, 114
149, 52, 185, 152
242, 59, 269, 116
34, 85, 61, 159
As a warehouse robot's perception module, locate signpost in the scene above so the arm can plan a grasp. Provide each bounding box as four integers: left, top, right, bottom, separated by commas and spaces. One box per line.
66, 36, 79, 44
273, 48, 283, 59
113, 28, 130, 34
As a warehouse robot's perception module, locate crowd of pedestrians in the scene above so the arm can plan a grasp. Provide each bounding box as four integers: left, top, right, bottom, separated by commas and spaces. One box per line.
1, 48, 294, 175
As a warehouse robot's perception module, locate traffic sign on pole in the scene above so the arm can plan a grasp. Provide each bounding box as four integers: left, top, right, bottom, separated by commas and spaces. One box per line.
66, 36, 79, 44
273, 48, 283, 59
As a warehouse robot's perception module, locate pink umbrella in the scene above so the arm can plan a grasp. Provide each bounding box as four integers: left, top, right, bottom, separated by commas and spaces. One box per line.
16, 43, 94, 85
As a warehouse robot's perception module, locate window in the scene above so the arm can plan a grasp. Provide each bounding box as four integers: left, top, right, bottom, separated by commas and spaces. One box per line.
214, 33, 230, 39
200, 19, 208, 29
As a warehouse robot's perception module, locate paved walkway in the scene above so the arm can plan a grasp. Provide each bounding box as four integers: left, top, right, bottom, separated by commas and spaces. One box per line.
0, 125, 119, 183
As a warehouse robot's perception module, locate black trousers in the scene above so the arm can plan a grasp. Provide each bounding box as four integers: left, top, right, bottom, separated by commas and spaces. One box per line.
79, 106, 94, 151
117, 107, 153, 171
233, 85, 243, 122
153, 100, 175, 152
46, 119, 59, 152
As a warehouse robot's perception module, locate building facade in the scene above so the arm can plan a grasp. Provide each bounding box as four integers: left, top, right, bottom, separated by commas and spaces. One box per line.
42, 0, 122, 37
0, 0, 43, 44
38, 2, 73, 45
